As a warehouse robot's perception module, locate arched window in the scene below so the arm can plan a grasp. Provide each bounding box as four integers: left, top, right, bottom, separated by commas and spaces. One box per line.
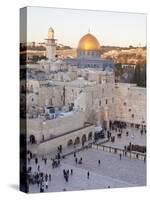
82, 134, 87, 145
88, 132, 92, 141
74, 137, 80, 145
67, 139, 73, 146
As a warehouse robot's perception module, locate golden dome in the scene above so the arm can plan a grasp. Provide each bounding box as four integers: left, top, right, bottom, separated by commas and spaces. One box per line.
78, 33, 100, 51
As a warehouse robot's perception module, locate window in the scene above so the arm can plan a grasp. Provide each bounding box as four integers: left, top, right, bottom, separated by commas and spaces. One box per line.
123, 102, 127, 106
129, 109, 131, 112
132, 114, 134, 118
112, 98, 114, 103
106, 99, 108, 105
31, 98, 34, 102
102, 88, 104, 93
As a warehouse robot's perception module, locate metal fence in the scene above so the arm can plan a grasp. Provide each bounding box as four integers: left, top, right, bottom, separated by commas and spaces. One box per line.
92, 143, 146, 161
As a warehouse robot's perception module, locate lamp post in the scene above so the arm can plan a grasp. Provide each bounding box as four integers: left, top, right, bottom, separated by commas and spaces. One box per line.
41, 120, 46, 142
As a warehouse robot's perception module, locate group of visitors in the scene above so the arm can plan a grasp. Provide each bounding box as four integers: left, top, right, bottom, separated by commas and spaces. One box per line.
74, 152, 83, 165
63, 169, 73, 182
27, 170, 52, 193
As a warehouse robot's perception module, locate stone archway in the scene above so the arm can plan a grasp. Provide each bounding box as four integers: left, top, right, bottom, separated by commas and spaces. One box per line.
67, 139, 73, 146
82, 134, 87, 145
88, 132, 92, 141
29, 134, 36, 144
74, 137, 80, 145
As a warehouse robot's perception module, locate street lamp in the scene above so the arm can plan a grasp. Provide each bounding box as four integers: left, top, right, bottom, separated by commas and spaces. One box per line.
41, 120, 46, 142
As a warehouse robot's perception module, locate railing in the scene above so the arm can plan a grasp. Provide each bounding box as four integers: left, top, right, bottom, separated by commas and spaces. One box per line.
91, 143, 146, 161
52, 143, 93, 160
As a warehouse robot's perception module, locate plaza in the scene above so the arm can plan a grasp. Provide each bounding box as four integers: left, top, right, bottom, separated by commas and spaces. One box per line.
28, 146, 146, 193
102, 126, 146, 149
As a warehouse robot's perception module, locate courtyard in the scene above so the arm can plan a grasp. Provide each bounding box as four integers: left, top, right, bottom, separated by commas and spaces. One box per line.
104, 126, 146, 149
28, 145, 146, 193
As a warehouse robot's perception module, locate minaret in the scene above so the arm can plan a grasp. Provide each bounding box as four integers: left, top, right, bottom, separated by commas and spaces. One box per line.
45, 27, 56, 61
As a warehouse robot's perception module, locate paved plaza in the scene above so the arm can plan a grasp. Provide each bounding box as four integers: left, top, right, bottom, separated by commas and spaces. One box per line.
28, 146, 146, 193
104, 127, 146, 149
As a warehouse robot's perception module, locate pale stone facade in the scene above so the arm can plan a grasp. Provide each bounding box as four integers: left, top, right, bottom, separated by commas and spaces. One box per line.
38, 85, 64, 108
111, 83, 146, 125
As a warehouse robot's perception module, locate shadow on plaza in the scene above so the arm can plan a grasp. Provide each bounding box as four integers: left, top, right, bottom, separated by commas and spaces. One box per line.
9, 184, 19, 191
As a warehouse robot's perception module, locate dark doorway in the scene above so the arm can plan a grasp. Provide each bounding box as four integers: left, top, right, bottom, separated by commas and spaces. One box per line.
29, 135, 36, 144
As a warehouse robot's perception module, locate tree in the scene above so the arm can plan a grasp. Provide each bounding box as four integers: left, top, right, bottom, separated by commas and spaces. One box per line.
132, 63, 146, 87
114, 63, 123, 77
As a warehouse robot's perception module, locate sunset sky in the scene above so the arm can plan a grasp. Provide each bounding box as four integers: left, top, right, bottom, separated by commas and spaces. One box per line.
26, 6, 146, 47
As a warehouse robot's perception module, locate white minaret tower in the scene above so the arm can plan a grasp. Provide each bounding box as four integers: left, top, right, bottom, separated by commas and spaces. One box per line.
45, 27, 56, 61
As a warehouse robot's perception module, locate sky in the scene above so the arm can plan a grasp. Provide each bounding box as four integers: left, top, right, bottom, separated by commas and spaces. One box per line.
25, 6, 146, 47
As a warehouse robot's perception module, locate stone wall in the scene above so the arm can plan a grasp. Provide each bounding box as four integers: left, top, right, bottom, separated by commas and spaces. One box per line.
112, 83, 146, 125
27, 111, 85, 142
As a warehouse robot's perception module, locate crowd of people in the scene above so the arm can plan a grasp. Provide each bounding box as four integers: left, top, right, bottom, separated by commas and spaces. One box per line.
27, 148, 103, 192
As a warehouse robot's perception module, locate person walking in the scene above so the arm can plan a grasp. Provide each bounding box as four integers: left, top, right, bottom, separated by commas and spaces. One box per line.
98, 160, 101, 166
38, 165, 40, 172
75, 157, 78, 164
119, 153, 122, 160
87, 171, 90, 179
45, 173, 48, 182
35, 157, 38, 165
49, 174, 51, 181
44, 158, 47, 165
45, 180, 48, 190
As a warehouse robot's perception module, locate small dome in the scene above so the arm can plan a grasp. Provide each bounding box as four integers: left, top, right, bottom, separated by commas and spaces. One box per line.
78, 33, 100, 51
